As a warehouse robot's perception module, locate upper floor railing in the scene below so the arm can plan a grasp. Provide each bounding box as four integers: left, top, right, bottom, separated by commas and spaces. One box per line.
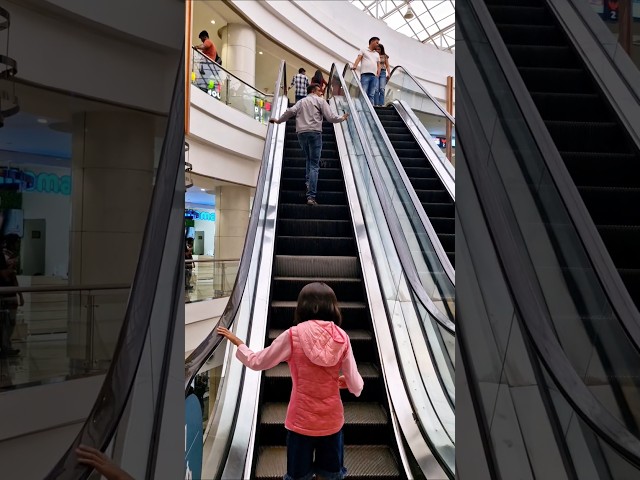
190, 47, 273, 125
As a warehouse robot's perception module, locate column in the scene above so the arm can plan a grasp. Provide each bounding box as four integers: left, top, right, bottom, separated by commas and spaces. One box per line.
68, 111, 155, 369
218, 23, 257, 115
214, 185, 251, 293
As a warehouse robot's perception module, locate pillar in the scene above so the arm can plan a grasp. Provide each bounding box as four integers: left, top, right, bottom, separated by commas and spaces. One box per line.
213, 185, 251, 293
218, 23, 257, 116
68, 111, 155, 369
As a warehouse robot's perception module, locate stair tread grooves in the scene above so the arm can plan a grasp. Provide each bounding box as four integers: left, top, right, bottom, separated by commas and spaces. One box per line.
255, 445, 400, 478
260, 402, 387, 425
274, 276, 361, 281
271, 300, 366, 308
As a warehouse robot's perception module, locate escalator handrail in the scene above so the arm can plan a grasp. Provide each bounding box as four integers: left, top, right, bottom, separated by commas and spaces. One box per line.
184, 59, 287, 390
468, 0, 640, 356
459, 1, 640, 467
329, 63, 455, 336
349, 67, 455, 282
387, 65, 455, 124
45, 50, 186, 479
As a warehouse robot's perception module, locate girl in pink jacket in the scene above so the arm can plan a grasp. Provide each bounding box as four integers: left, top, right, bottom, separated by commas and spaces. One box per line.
217, 282, 364, 480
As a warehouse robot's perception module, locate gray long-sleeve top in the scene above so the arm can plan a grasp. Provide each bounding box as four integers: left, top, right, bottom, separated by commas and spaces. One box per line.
276, 94, 344, 133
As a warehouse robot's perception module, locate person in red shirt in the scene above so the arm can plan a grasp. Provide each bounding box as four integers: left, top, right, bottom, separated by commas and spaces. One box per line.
195, 30, 217, 62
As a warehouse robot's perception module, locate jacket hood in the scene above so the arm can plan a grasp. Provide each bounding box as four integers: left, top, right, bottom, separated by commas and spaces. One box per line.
297, 320, 347, 367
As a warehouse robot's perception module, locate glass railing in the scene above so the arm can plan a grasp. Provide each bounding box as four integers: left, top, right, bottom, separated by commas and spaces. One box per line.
0, 283, 130, 391
190, 47, 273, 125
184, 258, 240, 303
328, 64, 455, 476
386, 66, 455, 164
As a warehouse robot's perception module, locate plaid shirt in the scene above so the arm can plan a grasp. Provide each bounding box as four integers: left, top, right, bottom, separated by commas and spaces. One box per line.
290, 73, 310, 98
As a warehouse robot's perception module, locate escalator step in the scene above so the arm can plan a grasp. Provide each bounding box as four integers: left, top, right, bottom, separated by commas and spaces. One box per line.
415, 189, 453, 204
283, 158, 341, 169
278, 191, 348, 206
404, 177, 445, 191
531, 92, 608, 122
485, 0, 544, 6
401, 157, 434, 169
268, 328, 374, 356
282, 167, 343, 180
381, 126, 411, 135
272, 277, 363, 301
422, 202, 456, 218
393, 148, 424, 158
596, 225, 640, 268
259, 402, 389, 446
496, 24, 565, 46
273, 255, 360, 278
430, 217, 455, 234
277, 218, 353, 236
386, 140, 418, 150
255, 445, 400, 480
278, 204, 350, 220
265, 361, 378, 379
544, 121, 629, 153
268, 328, 372, 342
487, 5, 551, 25
578, 187, 640, 224
280, 178, 345, 192
507, 45, 579, 68
518, 67, 593, 94
270, 301, 368, 329
561, 152, 640, 188
276, 236, 357, 256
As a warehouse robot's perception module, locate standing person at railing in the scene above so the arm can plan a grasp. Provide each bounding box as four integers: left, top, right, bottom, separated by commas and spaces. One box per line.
290, 67, 310, 103
195, 30, 220, 64
373, 44, 390, 107
185, 237, 194, 292
351, 36, 381, 104
269, 84, 349, 206
0, 234, 21, 358
217, 282, 364, 480
311, 70, 328, 96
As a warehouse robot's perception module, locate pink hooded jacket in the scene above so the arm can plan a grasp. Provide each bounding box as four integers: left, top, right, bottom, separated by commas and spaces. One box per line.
236, 320, 364, 436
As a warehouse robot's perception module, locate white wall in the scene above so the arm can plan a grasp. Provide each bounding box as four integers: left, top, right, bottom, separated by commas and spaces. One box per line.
229, 0, 454, 102
4, 0, 180, 113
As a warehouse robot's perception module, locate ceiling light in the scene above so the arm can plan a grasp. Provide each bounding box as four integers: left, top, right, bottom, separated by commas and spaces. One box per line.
404, 6, 415, 19
210, 20, 216, 24
258, 51, 263, 55
200, 188, 206, 191
37, 118, 48, 124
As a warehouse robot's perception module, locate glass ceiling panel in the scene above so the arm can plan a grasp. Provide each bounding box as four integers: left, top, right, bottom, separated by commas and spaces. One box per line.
350, 0, 455, 52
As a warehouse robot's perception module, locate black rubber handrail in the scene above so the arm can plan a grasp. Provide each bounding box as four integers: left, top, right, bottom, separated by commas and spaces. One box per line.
45, 48, 186, 479
328, 63, 455, 335
184, 59, 286, 390
458, 0, 640, 467
387, 65, 455, 124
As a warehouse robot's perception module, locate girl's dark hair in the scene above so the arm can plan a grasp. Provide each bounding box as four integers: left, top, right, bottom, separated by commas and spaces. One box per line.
294, 282, 342, 326
312, 70, 324, 84
378, 43, 387, 57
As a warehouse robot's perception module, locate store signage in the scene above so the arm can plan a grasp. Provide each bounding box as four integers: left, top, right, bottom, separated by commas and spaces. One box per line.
0, 167, 71, 195
185, 209, 215, 221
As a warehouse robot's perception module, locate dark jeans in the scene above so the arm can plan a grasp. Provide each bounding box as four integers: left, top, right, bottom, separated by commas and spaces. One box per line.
284, 429, 346, 480
295, 95, 305, 103
297, 131, 322, 200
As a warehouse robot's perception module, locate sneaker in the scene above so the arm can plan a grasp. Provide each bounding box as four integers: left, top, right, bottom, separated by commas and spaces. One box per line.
307, 198, 318, 206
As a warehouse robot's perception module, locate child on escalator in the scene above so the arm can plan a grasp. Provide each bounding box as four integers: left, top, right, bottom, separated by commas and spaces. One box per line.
217, 282, 364, 480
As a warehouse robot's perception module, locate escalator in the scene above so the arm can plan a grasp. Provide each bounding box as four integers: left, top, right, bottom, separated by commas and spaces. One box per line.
374, 105, 455, 266
254, 118, 401, 479
483, 0, 640, 305
457, 0, 640, 477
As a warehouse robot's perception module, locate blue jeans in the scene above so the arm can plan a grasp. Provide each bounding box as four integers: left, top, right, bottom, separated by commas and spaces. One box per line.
297, 131, 322, 200
360, 73, 377, 104
374, 70, 387, 106
284, 429, 347, 480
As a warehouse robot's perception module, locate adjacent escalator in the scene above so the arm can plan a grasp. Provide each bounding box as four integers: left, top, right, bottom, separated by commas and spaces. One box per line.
374, 105, 455, 266
484, 0, 640, 306
253, 118, 401, 479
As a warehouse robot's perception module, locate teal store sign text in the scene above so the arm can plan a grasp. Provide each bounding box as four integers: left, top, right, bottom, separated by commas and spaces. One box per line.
0, 168, 71, 196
